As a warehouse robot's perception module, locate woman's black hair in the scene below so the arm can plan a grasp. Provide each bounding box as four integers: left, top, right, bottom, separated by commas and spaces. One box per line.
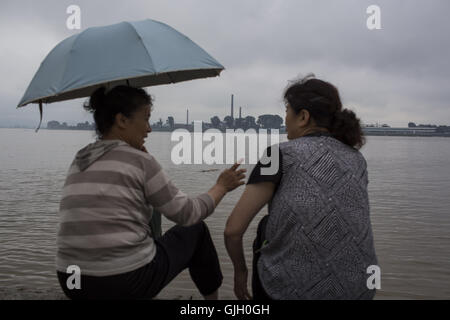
84, 85, 152, 139
283, 74, 365, 149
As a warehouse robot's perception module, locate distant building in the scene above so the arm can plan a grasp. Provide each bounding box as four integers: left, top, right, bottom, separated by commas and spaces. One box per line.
46, 120, 94, 130
362, 126, 438, 136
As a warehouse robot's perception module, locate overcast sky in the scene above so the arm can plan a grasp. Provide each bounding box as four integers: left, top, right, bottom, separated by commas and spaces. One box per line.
1, 0, 449, 128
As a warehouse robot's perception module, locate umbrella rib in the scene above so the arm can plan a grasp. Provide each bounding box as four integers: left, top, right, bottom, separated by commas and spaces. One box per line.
124, 21, 156, 75
58, 32, 85, 95
18, 66, 224, 106
19, 68, 215, 106
167, 72, 175, 83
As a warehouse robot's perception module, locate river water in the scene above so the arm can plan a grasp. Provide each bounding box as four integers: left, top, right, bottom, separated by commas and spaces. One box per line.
0, 128, 449, 299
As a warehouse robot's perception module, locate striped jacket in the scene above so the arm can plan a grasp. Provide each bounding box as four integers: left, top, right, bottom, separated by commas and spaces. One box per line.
56, 139, 215, 276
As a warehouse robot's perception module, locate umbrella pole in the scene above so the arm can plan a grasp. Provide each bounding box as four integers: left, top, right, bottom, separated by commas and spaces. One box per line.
35, 100, 43, 133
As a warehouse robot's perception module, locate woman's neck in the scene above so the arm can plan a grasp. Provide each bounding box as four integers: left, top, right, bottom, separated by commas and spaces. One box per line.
102, 131, 125, 142
299, 126, 329, 137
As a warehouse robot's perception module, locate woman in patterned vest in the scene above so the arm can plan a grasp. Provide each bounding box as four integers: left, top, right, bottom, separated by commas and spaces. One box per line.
224, 75, 378, 300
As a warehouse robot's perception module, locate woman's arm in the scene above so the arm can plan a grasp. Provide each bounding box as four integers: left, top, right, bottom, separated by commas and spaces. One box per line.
208, 162, 246, 207
224, 182, 276, 299
142, 146, 246, 226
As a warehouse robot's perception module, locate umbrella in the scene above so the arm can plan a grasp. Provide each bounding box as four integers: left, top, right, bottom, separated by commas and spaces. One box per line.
17, 18, 224, 131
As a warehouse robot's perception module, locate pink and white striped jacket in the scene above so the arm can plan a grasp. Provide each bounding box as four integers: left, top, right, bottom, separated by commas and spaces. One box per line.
56, 139, 214, 276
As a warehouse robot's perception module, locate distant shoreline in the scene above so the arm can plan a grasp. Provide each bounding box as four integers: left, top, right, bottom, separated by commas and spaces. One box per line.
1, 126, 450, 137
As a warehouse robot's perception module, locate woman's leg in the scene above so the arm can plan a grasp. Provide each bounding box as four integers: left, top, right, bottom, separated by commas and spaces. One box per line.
56, 264, 161, 300
153, 221, 223, 299
56, 221, 222, 299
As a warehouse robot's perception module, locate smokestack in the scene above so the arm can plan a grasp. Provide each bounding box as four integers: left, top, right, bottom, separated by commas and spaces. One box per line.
239, 106, 242, 119
231, 94, 234, 119
186, 109, 189, 125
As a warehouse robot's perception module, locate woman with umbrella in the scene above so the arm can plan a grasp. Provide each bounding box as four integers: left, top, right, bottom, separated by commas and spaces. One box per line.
56, 85, 246, 299
16, 19, 238, 299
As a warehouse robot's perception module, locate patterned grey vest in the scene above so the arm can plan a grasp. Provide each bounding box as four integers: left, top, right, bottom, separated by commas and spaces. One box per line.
257, 135, 378, 299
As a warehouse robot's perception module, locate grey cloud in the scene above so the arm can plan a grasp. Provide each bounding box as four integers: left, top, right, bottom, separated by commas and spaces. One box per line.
1, 0, 449, 128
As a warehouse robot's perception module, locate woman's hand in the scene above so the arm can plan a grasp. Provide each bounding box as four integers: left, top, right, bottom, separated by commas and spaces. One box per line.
234, 269, 252, 300
208, 162, 246, 207
216, 162, 246, 192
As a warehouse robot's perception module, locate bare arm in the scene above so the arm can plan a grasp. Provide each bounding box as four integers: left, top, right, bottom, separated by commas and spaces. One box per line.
224, 182, 276, 299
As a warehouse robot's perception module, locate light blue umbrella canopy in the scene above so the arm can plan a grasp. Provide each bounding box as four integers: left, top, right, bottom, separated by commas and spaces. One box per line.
17, 19, 224, 130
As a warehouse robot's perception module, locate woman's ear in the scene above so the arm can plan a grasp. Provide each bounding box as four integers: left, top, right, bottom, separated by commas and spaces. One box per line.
115, 113, 129, 129
297, 109, 311, 127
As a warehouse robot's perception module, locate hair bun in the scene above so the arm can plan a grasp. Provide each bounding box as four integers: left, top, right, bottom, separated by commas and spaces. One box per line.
331, 108, 365, 149
84, 87, 107, 113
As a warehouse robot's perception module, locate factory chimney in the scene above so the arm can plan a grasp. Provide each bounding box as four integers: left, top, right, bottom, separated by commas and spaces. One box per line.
186, 109, 189, 125
231, 94, 234, 119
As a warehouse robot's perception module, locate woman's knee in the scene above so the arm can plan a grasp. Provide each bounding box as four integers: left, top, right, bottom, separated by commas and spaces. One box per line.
188, 220, 209, 237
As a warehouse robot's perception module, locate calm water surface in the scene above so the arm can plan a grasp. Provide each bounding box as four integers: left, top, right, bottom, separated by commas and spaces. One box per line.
0, 128, 449, 299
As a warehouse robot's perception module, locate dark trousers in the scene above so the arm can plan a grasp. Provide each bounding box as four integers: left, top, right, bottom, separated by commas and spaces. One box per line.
57, 221, 223, 299
252, 215, 272, 300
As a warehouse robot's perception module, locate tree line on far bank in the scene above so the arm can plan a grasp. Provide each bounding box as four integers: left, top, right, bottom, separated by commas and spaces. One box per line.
47, 114, 285, 131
